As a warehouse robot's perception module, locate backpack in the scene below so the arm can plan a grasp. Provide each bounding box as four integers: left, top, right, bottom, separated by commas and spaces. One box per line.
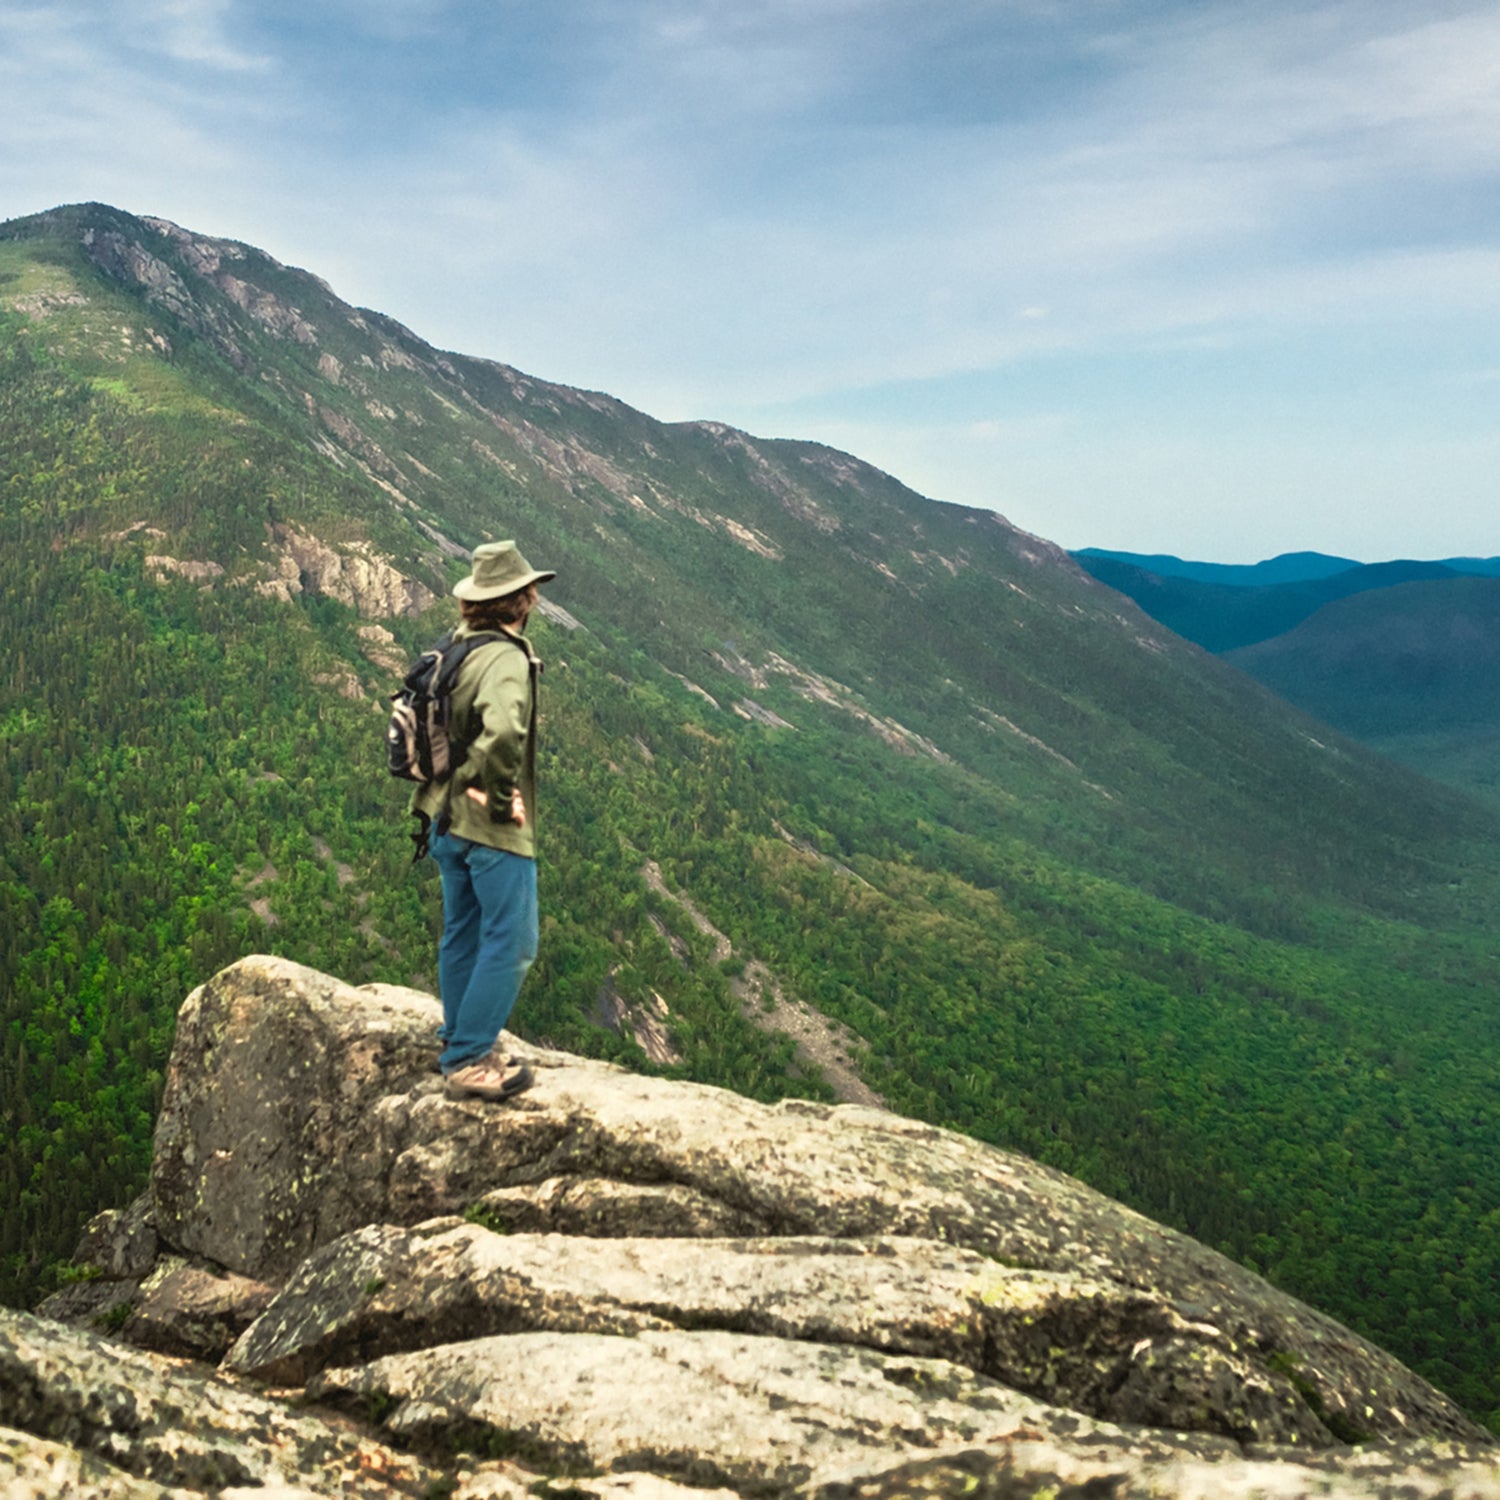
387, 631, 508, 860
386, 630, 506, 784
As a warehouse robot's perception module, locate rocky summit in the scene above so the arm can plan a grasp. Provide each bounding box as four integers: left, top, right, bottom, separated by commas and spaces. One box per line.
7, 956, 1500, 1499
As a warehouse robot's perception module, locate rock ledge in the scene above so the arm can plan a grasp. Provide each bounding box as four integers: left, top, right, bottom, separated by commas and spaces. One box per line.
8, 955, 1498, 1500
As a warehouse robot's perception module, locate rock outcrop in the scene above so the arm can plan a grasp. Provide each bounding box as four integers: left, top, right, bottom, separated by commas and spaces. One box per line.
11, 954, 1500, 1499
0, 1309, 437, 1496
259, 524, 436, 618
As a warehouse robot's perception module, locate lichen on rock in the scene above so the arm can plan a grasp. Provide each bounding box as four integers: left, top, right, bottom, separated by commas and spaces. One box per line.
13, 954, 1500, 1499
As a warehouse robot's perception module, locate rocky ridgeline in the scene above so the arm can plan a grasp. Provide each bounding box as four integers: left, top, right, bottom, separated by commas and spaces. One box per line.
7, 957, 1500, 1499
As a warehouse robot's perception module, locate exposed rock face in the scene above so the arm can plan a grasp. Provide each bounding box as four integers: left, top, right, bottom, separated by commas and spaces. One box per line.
11, 954, 1500, 1500
227, 1221, 1345, 1451
309, 1329, 1243, 1492
141, 216, 319, 346
124, 1260, 278, 1361
81, 223, 251, 369
261, 524, 436, 618
150, 962, 443, 1281
1, 1424, 185, 1500
145, 555, 226, 584
0, 1309, 437, 1496
356, 623, 409, 675
75, 1192, 159, 1278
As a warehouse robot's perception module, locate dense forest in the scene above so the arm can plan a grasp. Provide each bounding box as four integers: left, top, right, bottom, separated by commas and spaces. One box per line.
4, 204, 1500, 1427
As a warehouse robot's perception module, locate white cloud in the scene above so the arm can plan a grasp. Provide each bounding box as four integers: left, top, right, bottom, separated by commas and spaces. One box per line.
139, 0, 271, 71
0, 5, 259, 210
397, 0, 1498, 416
810, 410, 1500, 562
1332, 10, 1500, 145
2, 0, 1499, 558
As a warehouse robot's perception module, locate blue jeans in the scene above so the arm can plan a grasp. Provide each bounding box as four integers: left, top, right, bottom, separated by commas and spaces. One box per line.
430, 830, 538, 1073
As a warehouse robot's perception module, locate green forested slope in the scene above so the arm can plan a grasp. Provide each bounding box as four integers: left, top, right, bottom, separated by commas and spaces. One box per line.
1074, 548, 1500, 805
4, 204, 1500, 1424
1225, 577, 1500, 734
1222, 577, 1500, 808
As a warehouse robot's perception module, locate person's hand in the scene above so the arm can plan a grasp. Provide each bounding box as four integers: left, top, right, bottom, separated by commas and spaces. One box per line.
464, 785, 525, 826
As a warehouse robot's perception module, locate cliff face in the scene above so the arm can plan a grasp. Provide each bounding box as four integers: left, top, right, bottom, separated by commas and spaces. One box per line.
7, 957, 1499, 1499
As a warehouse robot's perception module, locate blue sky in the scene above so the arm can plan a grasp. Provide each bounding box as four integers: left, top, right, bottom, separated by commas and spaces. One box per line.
2, 0, 1498, 561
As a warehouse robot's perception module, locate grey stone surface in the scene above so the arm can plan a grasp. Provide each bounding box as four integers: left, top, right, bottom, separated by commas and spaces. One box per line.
33, 1273, 144, 1335
228, 1221, 1326, 1445
307, 1328, 1239, 1493
454, 1473, 739, 1500
36, 1242, 275, 1363
151, 959, 445, 1283
13, 955, 1500, 1500
74, 1193, 160, 1279
0, 1423, 193, 1499
123, 1261, 278, 1361
0, 1309, 435, 1497
465, 1175, 763, 1237
801, 1440, 1500, 1499
161, 956, 1484, 1450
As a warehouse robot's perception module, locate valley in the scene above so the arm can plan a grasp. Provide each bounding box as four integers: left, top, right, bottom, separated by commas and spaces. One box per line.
2, 203, 1499, 1425
1076, 548, 1500, 804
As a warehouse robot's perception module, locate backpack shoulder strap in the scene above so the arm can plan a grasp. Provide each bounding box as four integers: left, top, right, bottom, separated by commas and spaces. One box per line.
428, 631, 511, 694
439, 632, 523, 774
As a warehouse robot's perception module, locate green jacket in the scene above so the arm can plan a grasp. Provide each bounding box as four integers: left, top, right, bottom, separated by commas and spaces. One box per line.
411, 621, 541, 858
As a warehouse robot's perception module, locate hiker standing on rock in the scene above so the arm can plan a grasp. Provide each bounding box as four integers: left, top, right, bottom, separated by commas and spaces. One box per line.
413, 540, 553, 1102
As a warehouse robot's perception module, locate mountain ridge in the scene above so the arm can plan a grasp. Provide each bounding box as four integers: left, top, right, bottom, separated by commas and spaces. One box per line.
1070, 552, 1481, 653
8, 200, 1461, 913
1074, 548, 1500, 588
5, 201, 1500, 1425
1074, 548, 1363, 587
1225, 575, 1500, 747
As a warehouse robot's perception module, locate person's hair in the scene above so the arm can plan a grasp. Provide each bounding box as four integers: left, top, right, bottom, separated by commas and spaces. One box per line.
460, 584, 536, 630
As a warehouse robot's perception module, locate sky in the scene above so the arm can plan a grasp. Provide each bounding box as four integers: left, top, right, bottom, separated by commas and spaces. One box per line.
1, 0, 1498, 562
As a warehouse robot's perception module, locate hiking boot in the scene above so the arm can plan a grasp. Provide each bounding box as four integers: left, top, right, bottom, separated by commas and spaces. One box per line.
444, 1054, 533, 1102
432, 1044, 514, 1076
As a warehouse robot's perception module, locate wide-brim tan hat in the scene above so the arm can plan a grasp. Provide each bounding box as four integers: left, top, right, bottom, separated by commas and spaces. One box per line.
452, 540, 556, 601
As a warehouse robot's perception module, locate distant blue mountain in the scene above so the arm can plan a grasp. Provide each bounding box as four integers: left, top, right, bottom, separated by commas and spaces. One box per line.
1071, 554, 1489, 654
1071, 547, 1500, 804
1225, 576, 1500, 738
1074, 548, 1500, 588
1072, 550, 1361, 588
1222, 576, 1500, 805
